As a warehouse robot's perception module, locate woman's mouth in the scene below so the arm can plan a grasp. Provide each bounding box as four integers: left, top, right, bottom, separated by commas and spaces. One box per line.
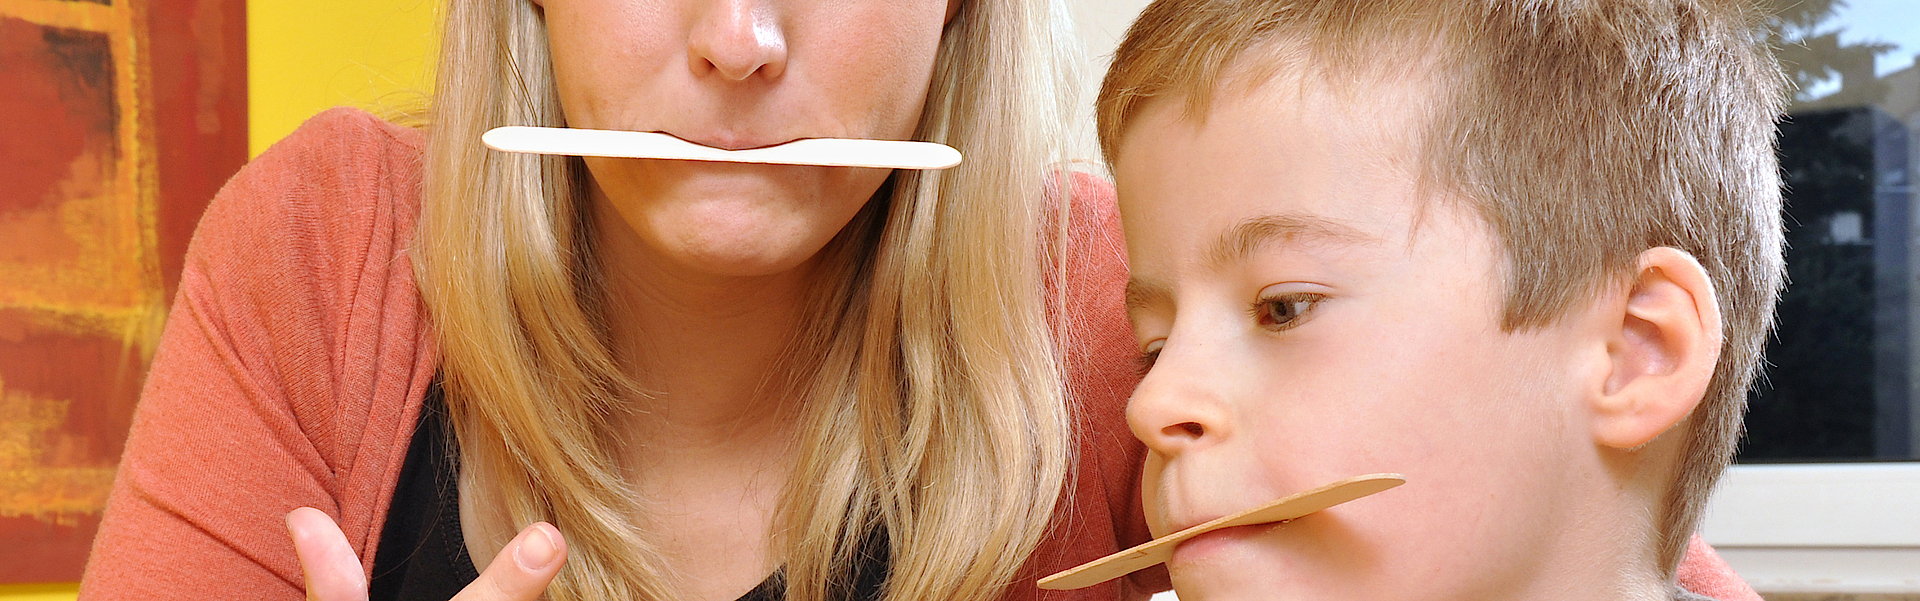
657, 130, 799, 151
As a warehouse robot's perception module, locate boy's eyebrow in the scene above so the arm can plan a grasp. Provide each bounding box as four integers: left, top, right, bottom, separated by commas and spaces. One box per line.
1125, 214, 1372, 311
1125, 278, 1172, 311
1203, 213, 1374, 271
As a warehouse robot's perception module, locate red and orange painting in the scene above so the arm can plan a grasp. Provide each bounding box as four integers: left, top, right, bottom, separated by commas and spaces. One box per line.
0, 0, 244, 582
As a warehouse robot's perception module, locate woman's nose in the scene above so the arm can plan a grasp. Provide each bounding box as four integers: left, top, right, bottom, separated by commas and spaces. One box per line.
687, 0, 787, 81
1126, 345, 1233, 457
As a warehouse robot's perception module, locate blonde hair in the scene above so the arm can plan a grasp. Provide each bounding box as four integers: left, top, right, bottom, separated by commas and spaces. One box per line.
1097, 0, 1787, 576
413, 0, 1081, 599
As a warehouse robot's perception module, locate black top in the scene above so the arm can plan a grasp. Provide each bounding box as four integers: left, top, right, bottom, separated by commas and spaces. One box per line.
367, 380, 888, 601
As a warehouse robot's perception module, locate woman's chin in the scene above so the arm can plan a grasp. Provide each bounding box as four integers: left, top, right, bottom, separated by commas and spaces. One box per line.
628, 220, 842, 279
590, 198, 854, 280
669, 246, 820, 278
589, 181, 874, 281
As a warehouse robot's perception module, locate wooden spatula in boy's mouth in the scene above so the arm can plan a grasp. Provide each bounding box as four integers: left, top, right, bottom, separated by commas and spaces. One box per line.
482, 126, 963, 170
1037, 473, 1405, 591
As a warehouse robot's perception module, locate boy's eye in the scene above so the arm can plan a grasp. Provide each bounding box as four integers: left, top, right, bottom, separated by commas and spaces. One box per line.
1136, 339, 1165, 375
1252, 291, 1323, 331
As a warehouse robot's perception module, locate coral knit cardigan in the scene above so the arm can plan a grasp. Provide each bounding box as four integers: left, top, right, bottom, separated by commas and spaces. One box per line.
77, 108, 1759, 601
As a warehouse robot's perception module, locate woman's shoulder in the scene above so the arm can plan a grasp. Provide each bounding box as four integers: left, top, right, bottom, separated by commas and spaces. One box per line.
1055, 168, 1140, 481
173, 104, 439, 471
187, 107, 428, 315
80, 109, 439, 598
212, 107, 425, 236
1037, 169, 1171, 599
171, 103, 438, 457
1057, 168, 1135, 416
1061, 167, 1126, 274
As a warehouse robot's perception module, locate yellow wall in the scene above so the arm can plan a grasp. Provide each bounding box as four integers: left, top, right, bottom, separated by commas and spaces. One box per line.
248, 0, 441, 156
0, 4, 439, 600
0, 584, 77, 601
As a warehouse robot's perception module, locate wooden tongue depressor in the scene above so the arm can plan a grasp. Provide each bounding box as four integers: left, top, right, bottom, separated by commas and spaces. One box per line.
1037, 473, 1405, 591
481, 126, 963, 170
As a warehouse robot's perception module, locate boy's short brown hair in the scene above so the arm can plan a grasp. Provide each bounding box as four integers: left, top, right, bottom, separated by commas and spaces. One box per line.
1097, 0, 1788, 574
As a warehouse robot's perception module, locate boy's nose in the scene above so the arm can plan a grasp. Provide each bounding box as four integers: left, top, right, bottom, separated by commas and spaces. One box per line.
688, 0, 787, 81
1127, 350, 1233, 456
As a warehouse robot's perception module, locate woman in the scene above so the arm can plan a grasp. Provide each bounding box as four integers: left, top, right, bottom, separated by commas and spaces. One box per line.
80, 0, 1157, 600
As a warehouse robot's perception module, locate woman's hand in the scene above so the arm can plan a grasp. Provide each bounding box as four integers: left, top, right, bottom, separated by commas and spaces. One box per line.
285, 507, 568, 601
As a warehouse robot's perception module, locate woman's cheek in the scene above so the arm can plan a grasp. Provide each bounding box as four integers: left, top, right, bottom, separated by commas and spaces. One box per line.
806, 9, 945, 135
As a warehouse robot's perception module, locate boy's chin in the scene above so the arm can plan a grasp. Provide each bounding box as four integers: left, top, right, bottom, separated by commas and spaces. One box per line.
1167, 567, 1324, 601
1166, 549, 1336, 601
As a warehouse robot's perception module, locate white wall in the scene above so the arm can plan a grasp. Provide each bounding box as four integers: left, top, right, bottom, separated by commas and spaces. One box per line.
1066, 0, 1152, 161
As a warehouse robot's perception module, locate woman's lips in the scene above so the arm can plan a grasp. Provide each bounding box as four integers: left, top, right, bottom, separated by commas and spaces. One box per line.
657, 130, 800, 151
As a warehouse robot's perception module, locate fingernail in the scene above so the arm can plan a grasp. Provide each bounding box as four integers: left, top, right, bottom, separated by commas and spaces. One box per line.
514, 523, 560, 571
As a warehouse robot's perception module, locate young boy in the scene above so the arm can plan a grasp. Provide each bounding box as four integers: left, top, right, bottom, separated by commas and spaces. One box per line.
1097, 1, 1784, 599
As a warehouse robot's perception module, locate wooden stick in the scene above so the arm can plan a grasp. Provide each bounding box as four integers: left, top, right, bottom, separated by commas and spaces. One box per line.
481, 126, 963, 170
1037, 473, 1405, 591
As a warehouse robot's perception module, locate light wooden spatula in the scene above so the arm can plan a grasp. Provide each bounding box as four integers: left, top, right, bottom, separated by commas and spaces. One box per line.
482, 126, 962, 170
1037, 473, 1405, 591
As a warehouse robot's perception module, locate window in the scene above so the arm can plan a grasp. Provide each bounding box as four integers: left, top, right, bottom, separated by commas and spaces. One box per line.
1701, 0, 1920, 594
1745, 0, 1920, 464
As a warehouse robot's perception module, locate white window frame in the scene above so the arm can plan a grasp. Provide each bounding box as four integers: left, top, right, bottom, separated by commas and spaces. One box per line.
1696, 462, 1920, 593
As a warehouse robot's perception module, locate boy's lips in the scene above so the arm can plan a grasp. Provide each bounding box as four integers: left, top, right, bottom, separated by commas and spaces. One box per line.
1159, 489, 1291, 534
1162, 507, 1245, 537
1168, 520, 1291, 565
1038, 474, 1403, 590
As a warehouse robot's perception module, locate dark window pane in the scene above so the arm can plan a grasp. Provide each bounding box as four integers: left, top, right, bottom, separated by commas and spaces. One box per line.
1742, 0, 1920, 462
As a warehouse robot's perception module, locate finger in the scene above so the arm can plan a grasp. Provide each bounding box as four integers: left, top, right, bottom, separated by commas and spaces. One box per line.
451, 522, 568, 601
286, 507, 369, 601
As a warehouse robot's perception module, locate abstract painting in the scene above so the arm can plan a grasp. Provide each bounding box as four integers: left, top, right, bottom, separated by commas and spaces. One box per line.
0, 0, 245, 582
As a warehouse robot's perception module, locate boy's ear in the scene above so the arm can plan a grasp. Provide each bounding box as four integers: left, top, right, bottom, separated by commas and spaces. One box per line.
1587, 247, 1724, 450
